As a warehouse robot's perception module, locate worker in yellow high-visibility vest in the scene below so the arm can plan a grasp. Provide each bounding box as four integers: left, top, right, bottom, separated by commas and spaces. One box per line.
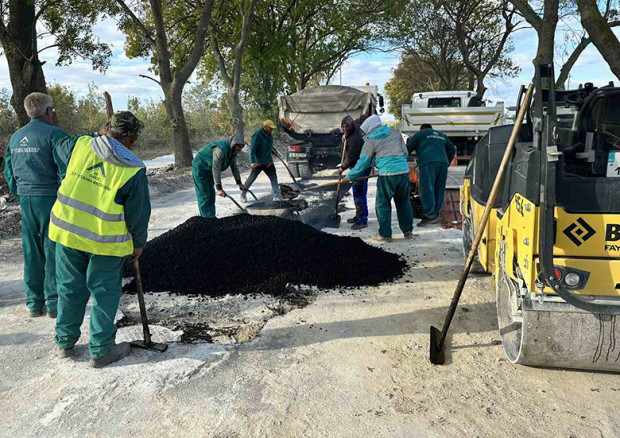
49, 111, 151, 368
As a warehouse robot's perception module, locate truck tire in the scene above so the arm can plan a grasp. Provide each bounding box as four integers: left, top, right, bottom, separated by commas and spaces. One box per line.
462, 215, 486, 273
298, 162, 312, 179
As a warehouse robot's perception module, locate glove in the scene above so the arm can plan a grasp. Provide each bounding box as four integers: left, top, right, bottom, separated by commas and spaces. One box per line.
238, 183, 246, 191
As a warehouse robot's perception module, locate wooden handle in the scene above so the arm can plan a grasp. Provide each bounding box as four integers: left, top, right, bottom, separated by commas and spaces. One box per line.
103, 91, 114, 123
133, 258, 152, 345
301, 174, 378, 192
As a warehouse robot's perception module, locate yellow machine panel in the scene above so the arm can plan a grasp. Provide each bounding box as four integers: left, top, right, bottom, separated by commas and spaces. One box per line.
553, 209, 620, 258
534, 257, 620, 297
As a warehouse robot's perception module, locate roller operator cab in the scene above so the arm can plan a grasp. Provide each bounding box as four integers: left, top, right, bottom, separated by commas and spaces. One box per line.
464, 66, 620, 372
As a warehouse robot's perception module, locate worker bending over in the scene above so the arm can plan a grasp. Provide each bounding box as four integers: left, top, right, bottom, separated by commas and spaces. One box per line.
241, 120, 281, 201
49, 111, 151, 368
192, 134, 246, 218
406, 123, 456, 226
4, 93, 67, 318
344, 115, 414, 242
339, 115, 368, 230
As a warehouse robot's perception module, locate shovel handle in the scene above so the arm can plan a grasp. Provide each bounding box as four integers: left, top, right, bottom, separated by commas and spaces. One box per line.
301, 174, 378, 192
133, 258, 152, 346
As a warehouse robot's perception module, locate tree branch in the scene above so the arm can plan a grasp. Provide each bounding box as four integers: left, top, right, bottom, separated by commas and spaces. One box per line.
139, 74, 162, 85
35, 0, 63, 20
175, 0, 215, 86
509, 0, 542, 30
114, 0, 156, 47
578, 0, 620, 80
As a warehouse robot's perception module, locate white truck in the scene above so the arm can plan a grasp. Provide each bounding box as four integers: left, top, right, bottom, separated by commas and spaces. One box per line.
401, 90, 505, 160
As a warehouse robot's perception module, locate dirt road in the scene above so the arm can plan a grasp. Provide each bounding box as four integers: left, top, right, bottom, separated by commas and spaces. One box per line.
1, 165, 619, 437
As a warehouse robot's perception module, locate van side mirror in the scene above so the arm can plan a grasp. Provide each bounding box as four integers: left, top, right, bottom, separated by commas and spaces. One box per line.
379, 95, 385, 107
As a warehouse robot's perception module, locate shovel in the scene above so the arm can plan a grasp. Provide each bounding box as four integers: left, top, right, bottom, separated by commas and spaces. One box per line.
226, 194, 249, 214
272, 148, 304, 189
300, 174, 378, 192
129, 259, 168, 353
429, 83, 534, 365
326, 138, 348, 228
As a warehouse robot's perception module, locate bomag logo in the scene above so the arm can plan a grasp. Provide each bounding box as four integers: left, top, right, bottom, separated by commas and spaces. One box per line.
562, 217, 596, 246
605, 224, 620, 251
86, 162, 106, 178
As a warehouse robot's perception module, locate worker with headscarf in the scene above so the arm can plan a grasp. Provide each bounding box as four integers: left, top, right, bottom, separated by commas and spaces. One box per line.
192, 134, 246, 218
50, 111, 150, 368
339, 115, 368, 230
406, 123, 456, 226
241, 120, 281, 201
343, 115, 414, 242
3, 92, 67, 318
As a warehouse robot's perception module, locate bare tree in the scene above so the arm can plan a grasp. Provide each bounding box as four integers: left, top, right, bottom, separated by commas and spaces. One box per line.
577, 0, 620, 80
209, 0, 259, 136
115, 0, 214, 168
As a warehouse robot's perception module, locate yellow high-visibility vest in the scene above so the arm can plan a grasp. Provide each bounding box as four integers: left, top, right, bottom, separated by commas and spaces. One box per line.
49, 136, 142, 256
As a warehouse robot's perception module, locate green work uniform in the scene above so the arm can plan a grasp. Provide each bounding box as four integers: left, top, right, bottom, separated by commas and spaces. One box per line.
406, 129, 456, 219
192, 140, 239, 218
376, 174, 414, 238
4, 118, 67, 312
52, 134, 150, 358
54, 245, 124, 358
249, 128, 273, 165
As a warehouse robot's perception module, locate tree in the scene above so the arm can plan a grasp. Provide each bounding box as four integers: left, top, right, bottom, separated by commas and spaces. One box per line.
114, 0, 214, 168
208, 0, 258, 136
578, 0, 620, 80
509, 0, 560, 65
0, 0, 111, 125
384, 52, 471, 120
443, 0, 521, 99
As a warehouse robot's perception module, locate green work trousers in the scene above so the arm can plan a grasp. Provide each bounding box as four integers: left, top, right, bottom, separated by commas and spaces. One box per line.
419, 162, 449, 219
54, 244, 124, 359
192, 164, 216, 218
375, 174, 414, 238
19, 195, 57, 312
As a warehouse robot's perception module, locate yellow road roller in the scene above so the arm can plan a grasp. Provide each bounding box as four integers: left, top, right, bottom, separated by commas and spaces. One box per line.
462, 65, 620, 371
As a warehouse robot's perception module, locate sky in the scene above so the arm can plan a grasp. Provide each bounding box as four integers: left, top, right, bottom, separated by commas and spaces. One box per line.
0, 16, 618, 124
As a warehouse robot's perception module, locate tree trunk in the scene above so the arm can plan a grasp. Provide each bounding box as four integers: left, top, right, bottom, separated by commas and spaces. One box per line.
164, 86, 194, 168
578, 0, 620, 81
227, 89, 245, 137
1, 0, 47, 126
475, 76, 487, 100
535, 22, 556, 66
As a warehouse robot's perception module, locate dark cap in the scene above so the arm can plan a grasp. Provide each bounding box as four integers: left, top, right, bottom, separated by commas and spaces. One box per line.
109, 111, 145, 138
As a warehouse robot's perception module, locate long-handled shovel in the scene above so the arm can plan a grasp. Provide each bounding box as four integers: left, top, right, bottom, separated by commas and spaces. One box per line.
300, 174, 378, 192
326, 138, 348, 228
272, 148, 304, 189
130, 259, 168, 353
429, 83, 534, 365
226, 194, 249, 214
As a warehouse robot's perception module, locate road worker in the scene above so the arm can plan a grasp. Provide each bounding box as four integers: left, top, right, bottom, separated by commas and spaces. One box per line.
3, 92, 67, 318
406, 123, 456, 226
344, 115, 414, 242
192, 134, 246, 218
242, 120, 282, 201
49, 111, 150, 368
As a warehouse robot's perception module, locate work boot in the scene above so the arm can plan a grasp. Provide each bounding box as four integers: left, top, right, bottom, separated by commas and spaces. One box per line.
29, 307, 46, 318
55, 345, 76, 359
347, 217, 357, 224
48, 309, 57, 319
371, 234, 392, 243
351, 222, 368, 230
89, 342, 131, 369
417, 216, 437, 227
403, 230, 414, 239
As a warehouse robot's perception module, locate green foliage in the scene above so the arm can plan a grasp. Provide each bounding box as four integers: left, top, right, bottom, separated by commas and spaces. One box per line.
127, 95, 173, 152
0, 88, 18, 158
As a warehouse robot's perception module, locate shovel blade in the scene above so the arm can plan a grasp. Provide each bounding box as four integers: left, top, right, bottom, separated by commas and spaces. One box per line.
429, 325, 445, 365
130, 340, 168, 353
324, 213, 341, 229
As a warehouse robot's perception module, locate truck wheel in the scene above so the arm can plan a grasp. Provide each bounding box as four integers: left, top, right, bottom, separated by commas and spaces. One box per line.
462, 215, 485, 273
298, 162, 312, 179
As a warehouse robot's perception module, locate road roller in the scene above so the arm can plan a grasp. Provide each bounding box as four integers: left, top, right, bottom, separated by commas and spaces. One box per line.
462, 64, 620, 371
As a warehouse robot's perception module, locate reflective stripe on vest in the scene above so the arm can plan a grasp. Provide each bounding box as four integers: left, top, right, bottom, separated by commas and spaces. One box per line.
48, 136, 142, 257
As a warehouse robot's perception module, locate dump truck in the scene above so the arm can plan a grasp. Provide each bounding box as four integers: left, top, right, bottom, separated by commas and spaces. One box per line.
278, 85, 384, 178
461, 66, 620, 372
401, 91, 505, 161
